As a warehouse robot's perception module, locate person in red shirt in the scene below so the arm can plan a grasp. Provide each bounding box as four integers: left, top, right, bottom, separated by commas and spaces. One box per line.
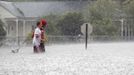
39, 19, 47, 52
32, 19, 47, 53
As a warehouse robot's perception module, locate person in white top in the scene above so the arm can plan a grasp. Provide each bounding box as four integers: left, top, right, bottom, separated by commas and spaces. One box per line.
33, 22, 42, 53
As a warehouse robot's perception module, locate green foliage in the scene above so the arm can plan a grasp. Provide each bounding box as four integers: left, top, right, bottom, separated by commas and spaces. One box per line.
57, 12, 85, 36
123, 0, 134, 17
85, 0, 119, 36
42, 12, 85, 36
0, 19, 6, 41
93, 18, 118, 35
5, 0, 37, 2
4, 0, 89, 2
122, 0, 133, 5
43, 14, 61, 35
122, 0, 134, 34
89, 0, 118, 21
25, 32, 33, 44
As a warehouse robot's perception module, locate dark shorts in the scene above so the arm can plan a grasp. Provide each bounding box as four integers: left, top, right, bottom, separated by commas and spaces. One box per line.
40, 42, 45, 52
33, 46, 38, 53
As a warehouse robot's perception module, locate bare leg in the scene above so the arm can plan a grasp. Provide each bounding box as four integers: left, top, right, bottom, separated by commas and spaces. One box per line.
36, 45, 41, 53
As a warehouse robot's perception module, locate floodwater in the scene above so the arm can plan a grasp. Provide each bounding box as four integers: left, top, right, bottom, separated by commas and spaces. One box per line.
0, 42, 134, 75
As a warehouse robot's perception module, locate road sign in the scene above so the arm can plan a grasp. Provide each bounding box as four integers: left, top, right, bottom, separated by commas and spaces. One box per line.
81, 23, 93, 35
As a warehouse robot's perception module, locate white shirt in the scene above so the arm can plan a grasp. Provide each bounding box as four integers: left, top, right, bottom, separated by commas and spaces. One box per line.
33, 27, 41, 46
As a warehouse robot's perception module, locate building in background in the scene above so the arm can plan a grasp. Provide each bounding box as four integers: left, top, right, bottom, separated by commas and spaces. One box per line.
0, 1, 88, 38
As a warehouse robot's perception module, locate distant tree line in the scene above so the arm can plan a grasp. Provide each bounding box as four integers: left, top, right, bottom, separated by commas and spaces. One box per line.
1, 0, 134, 37
43, 12, 85, 36
2, 0, 94, 2
43, 0, 134, 36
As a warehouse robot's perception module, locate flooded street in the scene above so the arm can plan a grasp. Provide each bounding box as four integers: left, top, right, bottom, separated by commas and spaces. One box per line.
0, 42, 134, 75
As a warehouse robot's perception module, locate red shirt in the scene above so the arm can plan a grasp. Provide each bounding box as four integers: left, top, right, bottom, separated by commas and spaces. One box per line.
41, 29, 45, 39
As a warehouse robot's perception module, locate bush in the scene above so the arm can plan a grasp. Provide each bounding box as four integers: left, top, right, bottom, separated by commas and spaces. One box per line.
43, 14, 61, 35
0, 20, 6, 41
57, 12, 85, 36
85, 0, 119, 36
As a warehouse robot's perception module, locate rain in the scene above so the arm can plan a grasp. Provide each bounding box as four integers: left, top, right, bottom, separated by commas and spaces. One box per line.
0, 0, 134, 75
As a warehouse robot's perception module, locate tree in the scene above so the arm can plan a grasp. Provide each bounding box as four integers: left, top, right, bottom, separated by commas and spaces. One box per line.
3, 0, 90, 2
57, 12, 85, 36
122, 0, 134, 36
123, 0, 134, 17
85, 0, 119, 36
0, 19, 6, 42
122, 0, 133, 5
43, 14, 61, 35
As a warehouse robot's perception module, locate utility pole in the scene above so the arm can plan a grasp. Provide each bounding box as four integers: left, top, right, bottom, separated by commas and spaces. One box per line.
120, 18, 124, 38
